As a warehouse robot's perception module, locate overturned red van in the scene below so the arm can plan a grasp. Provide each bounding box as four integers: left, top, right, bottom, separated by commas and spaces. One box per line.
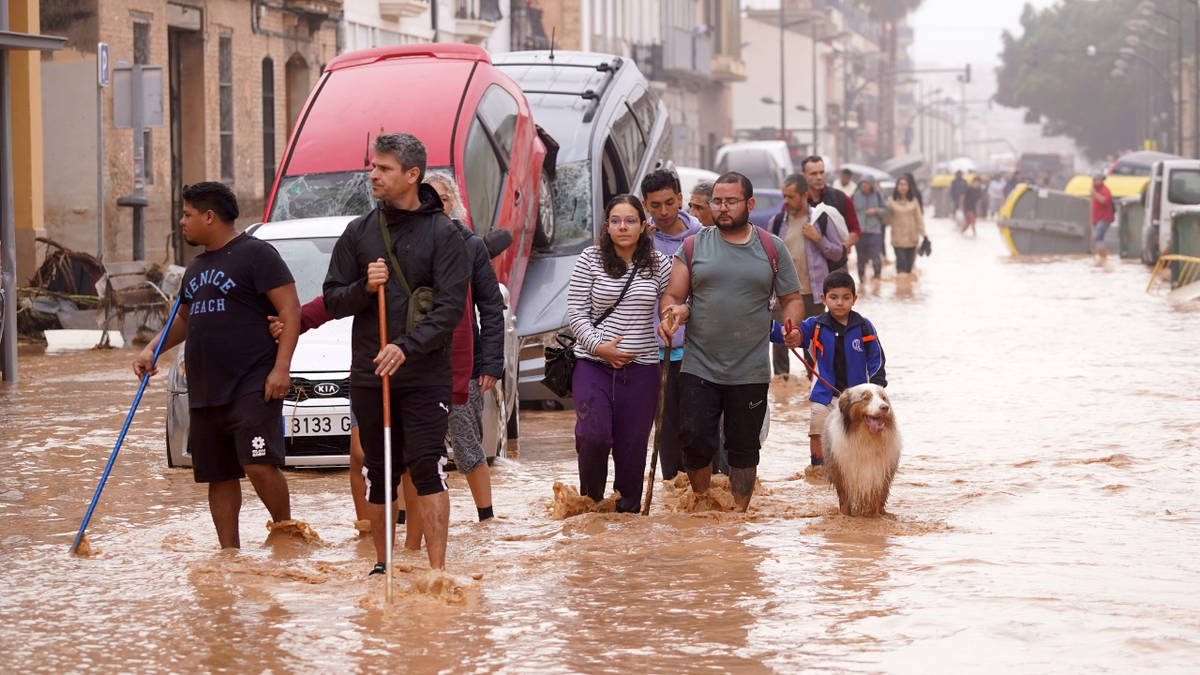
263, 43, 551, 309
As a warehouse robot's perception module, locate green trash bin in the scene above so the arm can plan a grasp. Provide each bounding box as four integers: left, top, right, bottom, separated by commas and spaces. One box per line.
1118, 196, 1144, 260
1169, 209, 1200, 280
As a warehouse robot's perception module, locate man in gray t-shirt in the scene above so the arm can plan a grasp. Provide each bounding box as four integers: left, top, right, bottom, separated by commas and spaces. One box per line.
658, 172, 805, 512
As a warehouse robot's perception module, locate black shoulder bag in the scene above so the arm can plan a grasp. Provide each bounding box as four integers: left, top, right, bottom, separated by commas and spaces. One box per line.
540, 264, 638, 398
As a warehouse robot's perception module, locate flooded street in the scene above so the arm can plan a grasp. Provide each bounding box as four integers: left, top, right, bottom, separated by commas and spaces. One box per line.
2, 217, 1199, 674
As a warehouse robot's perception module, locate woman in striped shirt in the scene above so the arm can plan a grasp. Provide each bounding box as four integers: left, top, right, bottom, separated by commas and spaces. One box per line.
568, 195, 673, 513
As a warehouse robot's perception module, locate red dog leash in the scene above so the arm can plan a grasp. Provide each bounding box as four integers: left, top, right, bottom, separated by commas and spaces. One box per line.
783, 318, 843, 395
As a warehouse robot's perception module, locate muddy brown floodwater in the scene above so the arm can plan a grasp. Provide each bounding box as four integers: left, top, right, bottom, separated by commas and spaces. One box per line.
3, 218, 1200, 674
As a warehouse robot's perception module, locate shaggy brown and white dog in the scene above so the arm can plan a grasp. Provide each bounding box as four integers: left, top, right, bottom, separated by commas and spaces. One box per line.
821, 384, 902, 517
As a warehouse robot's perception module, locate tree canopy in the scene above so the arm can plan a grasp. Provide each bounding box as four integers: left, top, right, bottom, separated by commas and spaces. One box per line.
994, 0, 1149, 159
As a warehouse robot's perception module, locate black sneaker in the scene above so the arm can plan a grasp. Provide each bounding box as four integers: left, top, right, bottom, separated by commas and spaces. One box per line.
369, 562, 387, 576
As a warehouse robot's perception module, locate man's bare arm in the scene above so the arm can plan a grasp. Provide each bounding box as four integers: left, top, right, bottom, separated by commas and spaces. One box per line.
264, 283, 302, 401
657, 257, 691, 343
132, 304, 190, 378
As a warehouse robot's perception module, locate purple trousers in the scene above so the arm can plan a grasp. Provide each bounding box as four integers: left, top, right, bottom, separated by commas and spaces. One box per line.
572, 357, 661, 513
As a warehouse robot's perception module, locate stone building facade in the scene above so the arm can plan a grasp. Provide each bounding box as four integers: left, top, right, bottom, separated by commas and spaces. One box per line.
40, 0, 340, 267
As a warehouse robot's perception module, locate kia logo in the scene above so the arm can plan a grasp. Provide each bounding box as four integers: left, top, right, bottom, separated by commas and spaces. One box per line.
314, 382, 339, 396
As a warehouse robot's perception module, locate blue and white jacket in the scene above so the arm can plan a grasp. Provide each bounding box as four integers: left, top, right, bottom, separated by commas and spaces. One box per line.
771, 310, 887, 405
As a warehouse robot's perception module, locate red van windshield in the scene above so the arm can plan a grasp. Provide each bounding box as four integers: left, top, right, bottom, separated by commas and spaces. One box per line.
270, 167, 451, 222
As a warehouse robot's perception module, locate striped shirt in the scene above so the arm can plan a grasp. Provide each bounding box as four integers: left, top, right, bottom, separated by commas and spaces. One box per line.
567, 246, 672, 366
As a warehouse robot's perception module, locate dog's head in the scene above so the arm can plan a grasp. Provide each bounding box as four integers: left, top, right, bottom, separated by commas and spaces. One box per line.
838, 384, 894, 435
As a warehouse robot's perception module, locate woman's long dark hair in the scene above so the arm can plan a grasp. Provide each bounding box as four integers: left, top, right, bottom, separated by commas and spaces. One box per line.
597, 194, 656, 279
892, 175, 914, 202
903, 172, 924, 211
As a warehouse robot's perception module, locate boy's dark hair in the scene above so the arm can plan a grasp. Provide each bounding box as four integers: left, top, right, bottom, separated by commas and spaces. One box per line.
782, 172, 808, 194
182, 182, 239, 223
715, 171, 753, 200
641, 169, 681, 197
823, 269, 856, 296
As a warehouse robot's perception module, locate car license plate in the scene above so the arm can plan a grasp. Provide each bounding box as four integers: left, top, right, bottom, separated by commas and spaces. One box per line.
286, 414, 351, 437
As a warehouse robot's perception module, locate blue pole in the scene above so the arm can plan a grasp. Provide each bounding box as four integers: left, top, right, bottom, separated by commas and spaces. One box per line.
70, 293, 183, 555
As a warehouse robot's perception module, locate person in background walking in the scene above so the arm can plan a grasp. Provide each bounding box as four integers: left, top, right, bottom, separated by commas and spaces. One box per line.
834, 168, 858, 198
766, 173, 843, 381
958, 176, 983, 236
688, 180, 716, 228
642, 170, 703, 481
658, 172, 806, 512
1090, 173, 1114, 264
987, 173, 1007, 218
802, 156, 860, 269
889, 175, 926, 277
568, 195, 672, 513
949, 170, 968, 217
852, 177, 888, 282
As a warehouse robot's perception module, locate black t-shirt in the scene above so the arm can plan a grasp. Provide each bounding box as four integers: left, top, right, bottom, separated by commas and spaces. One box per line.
832, 319, 849, 392
181, 233, 295, 408
963, 186, 982, 211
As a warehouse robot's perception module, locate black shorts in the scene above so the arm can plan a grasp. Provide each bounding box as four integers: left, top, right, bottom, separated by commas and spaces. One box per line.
189, 394, 285, 483
351, 384, 450, 502
678, 372, 769, 471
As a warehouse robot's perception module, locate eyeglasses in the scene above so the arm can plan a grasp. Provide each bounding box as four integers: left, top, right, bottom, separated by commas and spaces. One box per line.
607, 216, 641, 227
708, 198, 746, 210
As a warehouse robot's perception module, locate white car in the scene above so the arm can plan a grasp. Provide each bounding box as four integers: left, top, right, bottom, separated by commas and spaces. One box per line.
165, 216, 519, 469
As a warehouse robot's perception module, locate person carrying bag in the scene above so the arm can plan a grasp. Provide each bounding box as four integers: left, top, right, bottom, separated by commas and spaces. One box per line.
564, 195, 671, 513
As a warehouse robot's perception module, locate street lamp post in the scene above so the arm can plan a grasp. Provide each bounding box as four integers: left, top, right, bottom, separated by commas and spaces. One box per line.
1135, 1, 1183, 153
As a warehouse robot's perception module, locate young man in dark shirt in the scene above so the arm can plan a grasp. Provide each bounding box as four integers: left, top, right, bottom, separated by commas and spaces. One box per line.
324, 133, 469, 575
959, 176, 983, 236
133, 182, 302, 549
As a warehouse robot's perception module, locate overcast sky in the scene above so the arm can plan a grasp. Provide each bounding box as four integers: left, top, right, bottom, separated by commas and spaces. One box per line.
909, 0, 1060, 68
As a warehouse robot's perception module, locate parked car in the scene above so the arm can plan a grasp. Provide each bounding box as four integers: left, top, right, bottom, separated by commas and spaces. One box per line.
165, 217, 519, 469
714, 141, 791, 190
676, 166, 719, 199
838, 163, 896, 194
493, 50, 672, 408
260, 42, 546, 434
1141, 159, 1200, 263
748, 189, 786, 231
1107, 151, 1181, 178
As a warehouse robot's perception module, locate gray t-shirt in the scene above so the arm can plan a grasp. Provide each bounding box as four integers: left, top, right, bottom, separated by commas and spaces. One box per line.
675, 226, 802, 385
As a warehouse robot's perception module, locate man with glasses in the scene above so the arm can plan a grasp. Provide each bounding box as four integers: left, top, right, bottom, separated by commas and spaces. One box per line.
658, 172, 806, 512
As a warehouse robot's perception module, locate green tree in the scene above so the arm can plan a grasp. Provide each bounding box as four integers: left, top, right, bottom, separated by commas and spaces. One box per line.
860, 0, 925, 162
995, 0, 1146, 159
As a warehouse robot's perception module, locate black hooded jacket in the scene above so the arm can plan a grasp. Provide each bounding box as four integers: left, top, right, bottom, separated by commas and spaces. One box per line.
454, 221, 505, 380
323, 184, 470, 388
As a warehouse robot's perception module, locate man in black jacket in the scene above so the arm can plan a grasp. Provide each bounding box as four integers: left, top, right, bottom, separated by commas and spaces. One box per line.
323, 133, 469, 574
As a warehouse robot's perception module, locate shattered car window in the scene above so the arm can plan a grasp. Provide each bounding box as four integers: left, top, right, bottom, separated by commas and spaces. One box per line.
270, 171, 375, 221
544, 159, 594, 257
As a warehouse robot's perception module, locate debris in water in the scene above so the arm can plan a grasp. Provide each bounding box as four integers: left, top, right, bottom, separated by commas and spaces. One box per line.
265, 520, 324, 543
549, 482, 618, 520
73, 535, 100, 557
354, 519, 372, 534
803, 464, 828, 483
412, 569, 472, 604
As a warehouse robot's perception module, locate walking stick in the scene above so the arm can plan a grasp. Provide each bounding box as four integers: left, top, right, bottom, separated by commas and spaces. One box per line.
379, 286, 394, 603
71, 294, 183, 555
782, 318, 842, 396
641, 314, 676, 516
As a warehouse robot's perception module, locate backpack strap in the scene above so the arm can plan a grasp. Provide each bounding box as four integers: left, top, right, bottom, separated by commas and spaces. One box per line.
770, 211, 786, 237
755, 226, 779, 309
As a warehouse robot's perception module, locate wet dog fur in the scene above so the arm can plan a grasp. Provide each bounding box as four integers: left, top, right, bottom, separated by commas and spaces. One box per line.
821, 384, 901, 517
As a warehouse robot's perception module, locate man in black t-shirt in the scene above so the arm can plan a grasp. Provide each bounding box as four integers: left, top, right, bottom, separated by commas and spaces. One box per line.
134, 182, 301, 549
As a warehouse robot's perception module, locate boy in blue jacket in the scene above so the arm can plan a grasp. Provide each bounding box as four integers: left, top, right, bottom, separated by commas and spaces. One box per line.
774, 269, 887, 467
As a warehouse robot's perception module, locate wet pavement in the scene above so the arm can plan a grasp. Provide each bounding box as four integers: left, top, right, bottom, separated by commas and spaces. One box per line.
2, 217, 1199, 674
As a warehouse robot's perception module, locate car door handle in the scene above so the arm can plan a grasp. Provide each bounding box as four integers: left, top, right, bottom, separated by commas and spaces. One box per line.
514, 189, 522, 206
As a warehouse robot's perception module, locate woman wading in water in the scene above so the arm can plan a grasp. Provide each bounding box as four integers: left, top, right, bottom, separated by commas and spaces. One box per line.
567, 195, 672, 513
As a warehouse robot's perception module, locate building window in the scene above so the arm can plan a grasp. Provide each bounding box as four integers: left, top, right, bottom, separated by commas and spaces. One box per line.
134, 21, 152, 184
219, 36, 234, 183
262, 57, 275, 193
